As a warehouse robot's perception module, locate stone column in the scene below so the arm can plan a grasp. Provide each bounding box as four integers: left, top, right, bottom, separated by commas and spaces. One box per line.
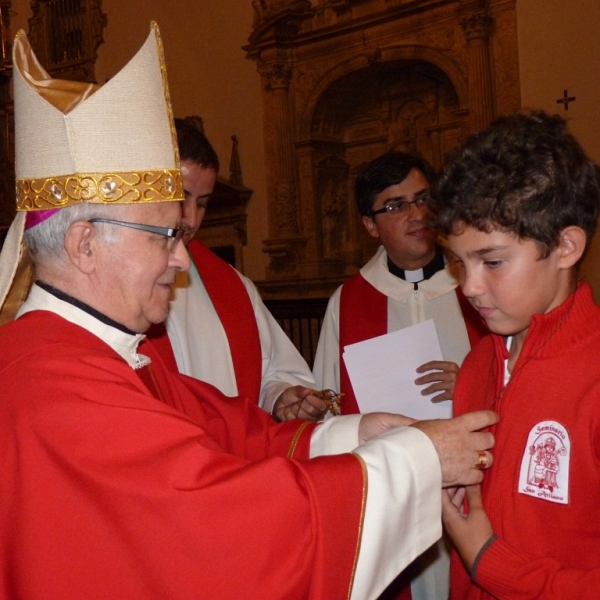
259, 62, 308, 279
263, 63, 299, 236
460, 10, 495, 133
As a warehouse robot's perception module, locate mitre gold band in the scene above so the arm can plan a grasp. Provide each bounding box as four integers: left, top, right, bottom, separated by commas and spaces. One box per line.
16, 168, 183, 211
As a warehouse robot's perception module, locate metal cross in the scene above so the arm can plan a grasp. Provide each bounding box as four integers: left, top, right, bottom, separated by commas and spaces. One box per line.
556, 89, 576, 111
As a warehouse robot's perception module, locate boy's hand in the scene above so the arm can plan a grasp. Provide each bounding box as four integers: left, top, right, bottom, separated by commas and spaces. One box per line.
415, 360, 459, 402
442, 485, 495, 570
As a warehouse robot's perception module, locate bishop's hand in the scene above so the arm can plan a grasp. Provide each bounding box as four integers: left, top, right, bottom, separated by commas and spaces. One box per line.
412, 410, 497, 487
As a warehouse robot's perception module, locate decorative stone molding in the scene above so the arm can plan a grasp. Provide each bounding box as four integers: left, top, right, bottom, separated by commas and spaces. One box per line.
273, 180, 298, 232
248, 0, 312, 51
263, 63, 293, 90
459, 10, 493, 41
459, 9, 496, 130
246, 0, 519, 296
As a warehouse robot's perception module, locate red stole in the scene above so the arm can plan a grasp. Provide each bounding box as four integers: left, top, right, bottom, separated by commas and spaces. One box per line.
144, 240, 262, 403
339, 274, 388, 415
339, 272, 487, 415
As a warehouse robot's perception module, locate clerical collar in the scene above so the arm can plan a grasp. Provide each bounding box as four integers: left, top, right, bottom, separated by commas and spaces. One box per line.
18, 282, 150, 369
36, 279, 137, 335
387, 245, 446, 286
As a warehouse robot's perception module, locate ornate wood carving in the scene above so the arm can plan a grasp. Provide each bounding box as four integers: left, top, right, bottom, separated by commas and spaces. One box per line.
246, 0, 520, 298
459, 7, 495, 131
28, 0, 106, 82
196, 175, 253, 271
194, 129, 254, 272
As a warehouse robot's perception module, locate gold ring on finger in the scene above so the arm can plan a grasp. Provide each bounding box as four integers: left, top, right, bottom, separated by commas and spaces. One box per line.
475, 450, 489, 470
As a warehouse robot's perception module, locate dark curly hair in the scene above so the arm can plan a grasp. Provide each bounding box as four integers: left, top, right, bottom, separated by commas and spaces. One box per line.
430, 111, 600, 258
355, 151, 436, 217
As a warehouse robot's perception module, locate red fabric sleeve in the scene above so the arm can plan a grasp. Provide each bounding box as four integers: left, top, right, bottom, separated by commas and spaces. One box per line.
141, 328, 317, 459
474, 537, 600, 600
450, 310, 600, 600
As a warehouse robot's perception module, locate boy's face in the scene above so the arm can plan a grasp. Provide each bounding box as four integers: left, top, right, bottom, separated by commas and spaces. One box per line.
448, 225, 573, 345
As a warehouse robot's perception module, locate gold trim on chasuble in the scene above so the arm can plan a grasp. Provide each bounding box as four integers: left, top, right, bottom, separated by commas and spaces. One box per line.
16, 169, 183, 211
348, 452, 368, 600
287, 421, 312, 458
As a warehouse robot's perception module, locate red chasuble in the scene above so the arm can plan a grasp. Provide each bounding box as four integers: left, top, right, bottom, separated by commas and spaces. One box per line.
0, 312, 365, 599
145, 239, 262, 402
339, 273, 487, 414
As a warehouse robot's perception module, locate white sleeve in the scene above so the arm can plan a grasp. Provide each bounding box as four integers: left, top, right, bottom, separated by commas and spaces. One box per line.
237, 273, 316, 413
312, 285, 342, 391
311, 415, 442, 600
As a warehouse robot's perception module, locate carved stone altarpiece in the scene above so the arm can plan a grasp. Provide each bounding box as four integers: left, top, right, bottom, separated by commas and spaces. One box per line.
245, 0, 520, 299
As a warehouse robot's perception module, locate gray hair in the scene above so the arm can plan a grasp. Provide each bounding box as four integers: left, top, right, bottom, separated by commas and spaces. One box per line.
25, 203, 129, 263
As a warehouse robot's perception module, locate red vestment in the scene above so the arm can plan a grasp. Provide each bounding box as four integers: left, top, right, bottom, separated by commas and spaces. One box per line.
146, 239, 262, 401
0, 311, 365, 599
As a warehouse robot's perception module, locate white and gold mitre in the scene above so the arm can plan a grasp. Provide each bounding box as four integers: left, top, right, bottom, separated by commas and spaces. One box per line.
13, 22, 183, 214
0, 22, 182, 314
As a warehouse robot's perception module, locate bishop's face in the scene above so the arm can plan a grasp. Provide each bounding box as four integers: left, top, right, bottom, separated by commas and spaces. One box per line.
93, 202, 190, 332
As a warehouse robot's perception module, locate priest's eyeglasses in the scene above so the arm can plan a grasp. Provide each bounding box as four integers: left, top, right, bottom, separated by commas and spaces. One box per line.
370, 193, 429, 217
88, 218, 185, 253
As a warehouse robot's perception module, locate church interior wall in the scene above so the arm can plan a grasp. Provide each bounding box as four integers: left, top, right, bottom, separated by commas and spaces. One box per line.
516, 0, 600, 298
8, 0, 600, 295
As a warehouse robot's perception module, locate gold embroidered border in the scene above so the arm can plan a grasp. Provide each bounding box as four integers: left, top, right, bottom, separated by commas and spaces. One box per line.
287, 421, 312, 458
16, 169, 183, 211
348, 452, 368, 600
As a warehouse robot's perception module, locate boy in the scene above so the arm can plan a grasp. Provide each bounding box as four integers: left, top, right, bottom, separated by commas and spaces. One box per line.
431, 111, 600, 599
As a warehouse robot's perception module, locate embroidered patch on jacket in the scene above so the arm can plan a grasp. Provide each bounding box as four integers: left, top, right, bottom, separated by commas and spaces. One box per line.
518, 421, 570, 505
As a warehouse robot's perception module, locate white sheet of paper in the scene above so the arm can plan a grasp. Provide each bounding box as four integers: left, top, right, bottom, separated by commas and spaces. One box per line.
342, 319, 452, 420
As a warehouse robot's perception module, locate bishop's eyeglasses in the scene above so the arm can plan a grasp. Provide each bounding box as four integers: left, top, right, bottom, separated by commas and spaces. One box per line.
88, 218, 186, 253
